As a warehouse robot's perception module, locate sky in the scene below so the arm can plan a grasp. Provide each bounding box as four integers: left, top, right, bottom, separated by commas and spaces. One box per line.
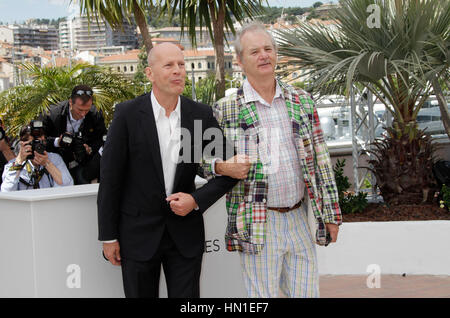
0, 0, 336, 24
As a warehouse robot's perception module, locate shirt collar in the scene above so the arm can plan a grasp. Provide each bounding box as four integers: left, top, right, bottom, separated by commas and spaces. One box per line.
243, 79, 283, 107
151, 91, 181, 122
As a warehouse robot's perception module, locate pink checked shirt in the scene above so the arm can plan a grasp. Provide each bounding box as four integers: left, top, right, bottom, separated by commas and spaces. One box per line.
242, 79, 305, 208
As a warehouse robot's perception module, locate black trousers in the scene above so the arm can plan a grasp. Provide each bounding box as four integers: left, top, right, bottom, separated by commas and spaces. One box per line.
121, 228, 203, 298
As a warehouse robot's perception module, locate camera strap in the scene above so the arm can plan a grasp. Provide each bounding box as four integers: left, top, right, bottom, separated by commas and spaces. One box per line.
18, 163, 46, 189
31, 168, 47, 189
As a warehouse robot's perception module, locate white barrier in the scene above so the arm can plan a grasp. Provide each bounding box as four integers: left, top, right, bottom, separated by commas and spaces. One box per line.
0, 183, 449, 297
316, 220, 450, 276
0, 183, 247, 298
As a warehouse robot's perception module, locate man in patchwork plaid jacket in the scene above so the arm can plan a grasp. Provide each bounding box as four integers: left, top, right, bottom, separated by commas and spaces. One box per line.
203, 23, 342, 298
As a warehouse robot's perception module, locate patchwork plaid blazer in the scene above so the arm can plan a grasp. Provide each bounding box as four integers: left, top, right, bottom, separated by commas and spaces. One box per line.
201, 79, 342, 254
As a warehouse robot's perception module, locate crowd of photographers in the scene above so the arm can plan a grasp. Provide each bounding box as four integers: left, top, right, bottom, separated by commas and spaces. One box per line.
0, 85, 107, 192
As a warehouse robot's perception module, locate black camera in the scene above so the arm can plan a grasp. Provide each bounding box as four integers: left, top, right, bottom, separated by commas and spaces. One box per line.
60, 131, 87, 164
26, 121, 46, 160
29, 139, 46, 158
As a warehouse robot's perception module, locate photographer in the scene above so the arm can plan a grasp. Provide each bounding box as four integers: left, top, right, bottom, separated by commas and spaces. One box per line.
40, 85, 107, 185
0, 117, 16, 187
1, 121, 73, 192
81, 134, 107, 183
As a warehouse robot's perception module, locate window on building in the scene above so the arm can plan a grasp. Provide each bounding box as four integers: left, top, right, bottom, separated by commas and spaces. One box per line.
191, 63, 195, 69
117, 66, 120, 72
212, 62, 215, 69
198, 62, 202, 69
208, 62, 211, 69
124, 66, 127, 72
131, 65, 134, 72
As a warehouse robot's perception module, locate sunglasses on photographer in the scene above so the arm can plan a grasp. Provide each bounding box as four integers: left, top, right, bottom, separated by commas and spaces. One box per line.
74, 89, 93, 96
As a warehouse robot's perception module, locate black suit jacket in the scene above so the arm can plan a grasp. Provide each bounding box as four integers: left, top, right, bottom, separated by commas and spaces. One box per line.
40, 100, 107, 166
97, 94, 237, 261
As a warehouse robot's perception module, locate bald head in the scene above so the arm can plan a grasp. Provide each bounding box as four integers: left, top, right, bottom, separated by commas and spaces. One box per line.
145, 42, 186, 101
147, 42, 183, 67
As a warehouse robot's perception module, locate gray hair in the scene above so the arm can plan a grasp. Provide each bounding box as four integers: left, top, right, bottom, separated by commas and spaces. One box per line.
234, 22, 278, 58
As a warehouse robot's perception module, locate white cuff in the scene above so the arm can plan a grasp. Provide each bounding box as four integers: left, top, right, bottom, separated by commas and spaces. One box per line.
102, 239, 117, 243
54, 138, 60, 148
211, 158, 223, 176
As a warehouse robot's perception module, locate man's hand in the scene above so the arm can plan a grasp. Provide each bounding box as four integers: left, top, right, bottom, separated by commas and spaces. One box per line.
83, 144, 92, 155
325, 223, 339, 243
215, 154, 251, 179
103, 241, 121, 266
33, 151, 49, 167
166, 192, 198, 216
16, 141, 32, 164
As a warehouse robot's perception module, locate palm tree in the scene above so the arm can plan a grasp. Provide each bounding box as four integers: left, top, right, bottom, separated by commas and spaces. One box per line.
422, 25, 450, 137
75, 0, 156, 53
0, 63, 136, 136
164, 0, 265, 99
275, 0, 449, 205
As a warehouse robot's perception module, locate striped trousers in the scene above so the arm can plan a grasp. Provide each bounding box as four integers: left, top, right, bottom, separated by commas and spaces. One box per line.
239, 204, 319, 298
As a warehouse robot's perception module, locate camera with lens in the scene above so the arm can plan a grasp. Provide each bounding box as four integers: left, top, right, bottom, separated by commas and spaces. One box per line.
26, 120, 46, 160
59, 131, 87, 164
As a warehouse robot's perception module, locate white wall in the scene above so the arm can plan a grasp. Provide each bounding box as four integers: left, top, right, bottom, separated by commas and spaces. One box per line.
317, 221, 450, 275
0, 184, 448, 298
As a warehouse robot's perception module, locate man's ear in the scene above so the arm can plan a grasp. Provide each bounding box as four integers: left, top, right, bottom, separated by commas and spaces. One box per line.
145, 66, 153, 82
236, 55, 244, 72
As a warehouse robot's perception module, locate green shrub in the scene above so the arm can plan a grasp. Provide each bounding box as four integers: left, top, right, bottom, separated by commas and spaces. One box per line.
440, 184, 450, 211
333, 159, 368, 214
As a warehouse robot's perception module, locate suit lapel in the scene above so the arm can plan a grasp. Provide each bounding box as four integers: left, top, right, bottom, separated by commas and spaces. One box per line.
139, 95, 165, 190
281, 81, 313, 139
237, 87, 260, 131
172, 97, 194, 191
280, 81, 315, 189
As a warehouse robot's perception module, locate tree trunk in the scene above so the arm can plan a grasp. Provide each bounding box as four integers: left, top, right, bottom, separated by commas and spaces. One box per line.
431, 75, 450, 138
209, 2, 226, 100
132, 0, 153, 54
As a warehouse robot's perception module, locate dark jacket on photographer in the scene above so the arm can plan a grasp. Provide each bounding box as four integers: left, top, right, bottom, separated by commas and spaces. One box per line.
40, 100, 107, 180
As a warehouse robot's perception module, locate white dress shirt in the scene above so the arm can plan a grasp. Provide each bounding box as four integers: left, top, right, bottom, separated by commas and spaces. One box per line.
151, 91, 181, 196
242, 79, 305, 208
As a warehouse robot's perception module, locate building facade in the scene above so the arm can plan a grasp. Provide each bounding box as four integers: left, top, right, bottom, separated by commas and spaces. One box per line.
97, 49, 140, 79
0, 25, 59, 50
183, 49, 233, 83
59, 13, 138, 52
150, 27, 236, 50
